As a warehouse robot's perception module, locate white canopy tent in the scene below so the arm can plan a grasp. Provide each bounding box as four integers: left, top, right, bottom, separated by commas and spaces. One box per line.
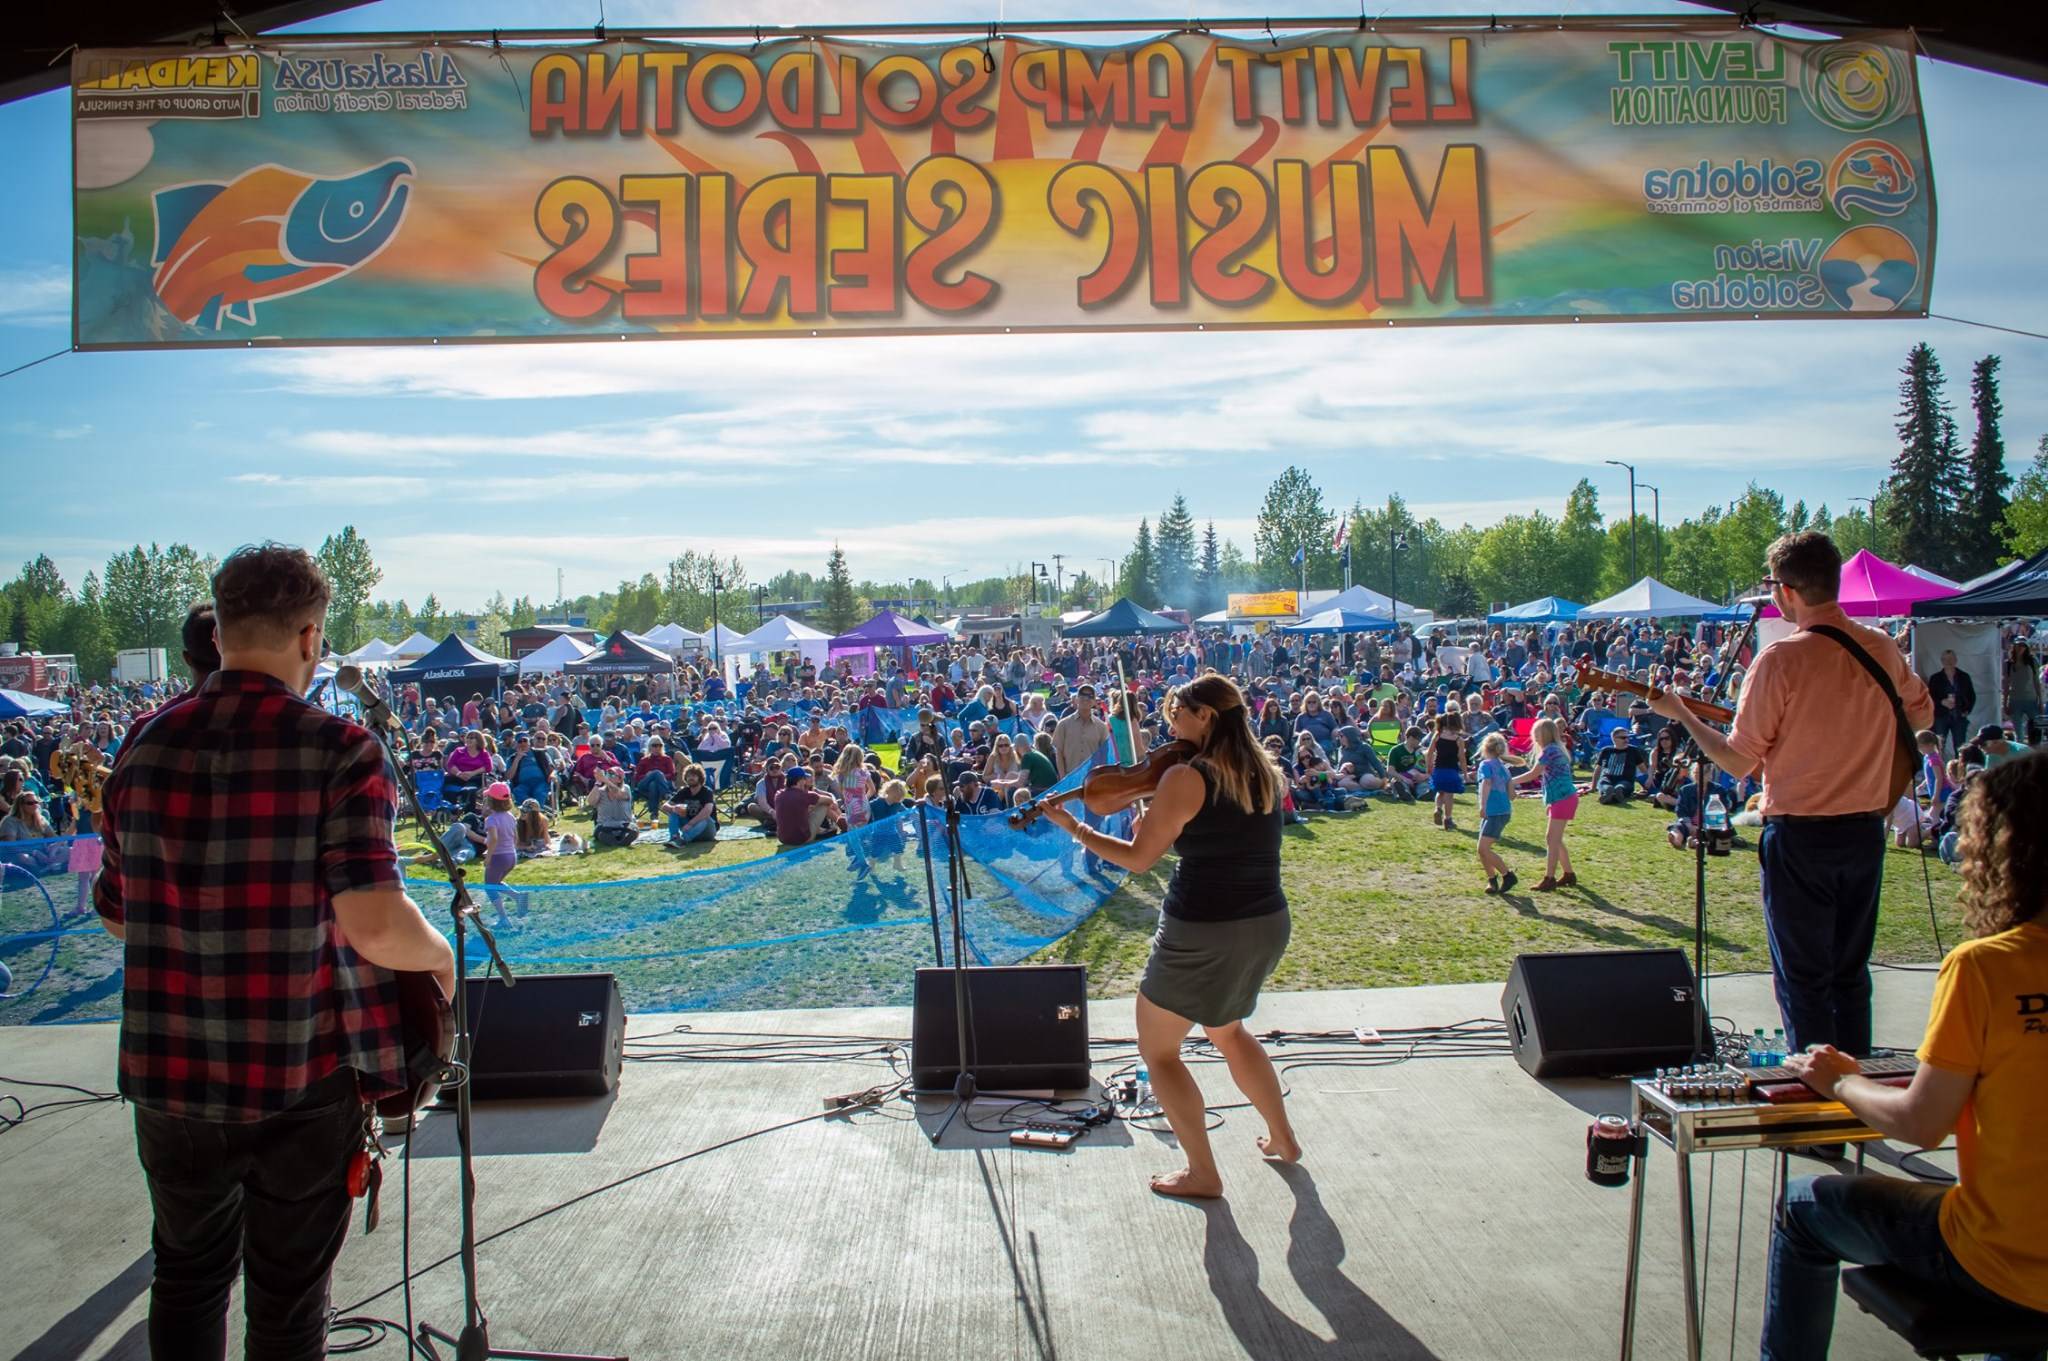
1319, 585, 1429, 622
1577, 576, 1723, 620
343, 637, 399, 664
639, 622, 706, 655
517, 632, 596, 675
731, 615, 833, 666
389, 630, 439, 659
1904, 564, 1963, 590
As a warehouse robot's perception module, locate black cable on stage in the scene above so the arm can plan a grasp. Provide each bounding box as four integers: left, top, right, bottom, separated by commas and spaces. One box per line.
0, 1073, 121, 1132
334, 1084, 905, 1320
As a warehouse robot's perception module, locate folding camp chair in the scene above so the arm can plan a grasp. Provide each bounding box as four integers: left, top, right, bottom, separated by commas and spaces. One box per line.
1367, 720, 1403, 759
411, 769, 452, 836
1507, 716, 1538, 757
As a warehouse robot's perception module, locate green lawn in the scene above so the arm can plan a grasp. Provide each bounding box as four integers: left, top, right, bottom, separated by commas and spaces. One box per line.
1029, 796, 1964, 999
398, 794, 1965, 1003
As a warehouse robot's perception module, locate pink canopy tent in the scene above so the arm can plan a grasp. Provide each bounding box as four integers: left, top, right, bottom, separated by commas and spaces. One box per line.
1761, 549, 1961, 618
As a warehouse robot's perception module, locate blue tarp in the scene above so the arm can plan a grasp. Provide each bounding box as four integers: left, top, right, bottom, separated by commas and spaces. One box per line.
0, 687, 68, 718
1, 759, 1126, 1024
1487, 596, 1584, 624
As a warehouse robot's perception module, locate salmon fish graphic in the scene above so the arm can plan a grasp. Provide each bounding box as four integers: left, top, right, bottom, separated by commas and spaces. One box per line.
149, 159, 414, 329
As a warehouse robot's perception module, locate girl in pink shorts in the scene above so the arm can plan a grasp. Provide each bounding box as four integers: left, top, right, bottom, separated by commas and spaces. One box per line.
1514, 718, 1579, 891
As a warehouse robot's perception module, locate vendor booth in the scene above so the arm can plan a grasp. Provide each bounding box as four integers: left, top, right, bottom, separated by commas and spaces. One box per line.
1059, 598, 1183, 638
388, 633, 517, 704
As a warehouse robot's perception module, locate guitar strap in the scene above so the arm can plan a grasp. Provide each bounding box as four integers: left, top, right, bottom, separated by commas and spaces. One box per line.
1807, 624, 1917, 786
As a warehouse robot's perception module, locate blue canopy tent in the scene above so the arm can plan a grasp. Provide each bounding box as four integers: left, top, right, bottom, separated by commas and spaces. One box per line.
1486, 596, 1584, 625
1060, 598, 1184, 638
1277, 606, 1397, 634
0, 687, 68, 718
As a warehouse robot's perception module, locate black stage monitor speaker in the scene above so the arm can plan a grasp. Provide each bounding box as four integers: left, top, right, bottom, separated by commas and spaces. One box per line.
912, 965, 1092, 1093
461, 972, 625, 1099
1501, 948, 1707, 1079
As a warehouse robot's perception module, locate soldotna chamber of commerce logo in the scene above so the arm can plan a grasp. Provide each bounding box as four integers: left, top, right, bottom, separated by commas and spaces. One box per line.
1800, 42, 1914, 133
1816, 225, 1918, 312
1827, 139, 1916, 219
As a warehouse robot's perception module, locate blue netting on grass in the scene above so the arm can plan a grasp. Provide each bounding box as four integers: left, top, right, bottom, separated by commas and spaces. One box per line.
0, 765, 1127, 1025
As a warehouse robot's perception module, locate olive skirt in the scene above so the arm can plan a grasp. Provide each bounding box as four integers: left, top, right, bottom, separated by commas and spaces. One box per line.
1139, 906, 1292, 1027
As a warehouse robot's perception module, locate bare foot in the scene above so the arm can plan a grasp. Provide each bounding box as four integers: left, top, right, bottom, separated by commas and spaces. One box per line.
1149, 1167, 1224, 1200
1257, 1131, 1303, 1164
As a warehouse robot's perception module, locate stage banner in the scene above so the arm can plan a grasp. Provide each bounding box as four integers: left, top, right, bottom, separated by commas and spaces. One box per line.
69, 25, 1934, 350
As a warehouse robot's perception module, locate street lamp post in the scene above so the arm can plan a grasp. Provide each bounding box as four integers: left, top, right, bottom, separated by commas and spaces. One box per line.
754, 585, 768, 625
1100, 558, 1119, 605
1850, 496, 1878, 553
1634, 481, 1661, 577
709, 567, 722, 668
1605, 459, 1638, 580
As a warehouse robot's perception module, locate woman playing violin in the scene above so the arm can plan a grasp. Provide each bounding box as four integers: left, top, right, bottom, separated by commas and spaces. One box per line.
1036, 674, 1299, 1200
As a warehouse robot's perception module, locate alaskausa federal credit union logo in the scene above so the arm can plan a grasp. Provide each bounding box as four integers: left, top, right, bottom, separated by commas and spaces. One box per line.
1826, 139, 1916, 219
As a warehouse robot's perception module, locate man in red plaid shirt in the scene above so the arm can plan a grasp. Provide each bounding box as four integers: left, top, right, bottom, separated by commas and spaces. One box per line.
95, 542, 454, 1361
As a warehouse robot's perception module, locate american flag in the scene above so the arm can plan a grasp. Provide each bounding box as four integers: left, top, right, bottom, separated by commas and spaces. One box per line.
1332, 519, 1349, 552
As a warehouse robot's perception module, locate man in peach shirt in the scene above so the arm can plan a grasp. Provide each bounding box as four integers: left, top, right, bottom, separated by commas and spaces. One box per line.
1651, 531, 1933, 1063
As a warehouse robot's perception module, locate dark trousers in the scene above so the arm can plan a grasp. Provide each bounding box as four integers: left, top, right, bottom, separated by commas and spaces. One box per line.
132, 1069, 362, 1361
1758, 816, 1886, 1056
1930, 706, 1970, 754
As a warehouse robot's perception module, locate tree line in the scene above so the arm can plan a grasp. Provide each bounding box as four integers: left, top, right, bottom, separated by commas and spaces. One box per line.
3, 341, 2035, 680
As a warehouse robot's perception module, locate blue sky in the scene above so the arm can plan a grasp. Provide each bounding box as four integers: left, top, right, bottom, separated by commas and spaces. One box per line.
2, 0, 2043, 607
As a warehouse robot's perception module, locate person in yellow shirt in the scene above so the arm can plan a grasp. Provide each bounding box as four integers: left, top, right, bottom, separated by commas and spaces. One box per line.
1763, 751, 2048, 1361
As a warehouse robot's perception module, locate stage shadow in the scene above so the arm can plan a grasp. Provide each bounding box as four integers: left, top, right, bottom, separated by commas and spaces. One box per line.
1198, 1166, 1441, 1360
911, 1084, 1135, 1150
973, 1148, 1061, 1361
15, 1251, 152, 1361
403, 1090, 617, 1157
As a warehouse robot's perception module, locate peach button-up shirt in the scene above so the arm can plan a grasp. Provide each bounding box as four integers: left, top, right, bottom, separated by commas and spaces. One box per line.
1723, 605, 1934, 817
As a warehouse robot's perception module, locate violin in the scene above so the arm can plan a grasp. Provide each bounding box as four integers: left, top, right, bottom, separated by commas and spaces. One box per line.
1007, 739, 1197, 830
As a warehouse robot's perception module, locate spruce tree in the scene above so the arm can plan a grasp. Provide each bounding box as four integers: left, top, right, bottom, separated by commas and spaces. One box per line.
1883, 343, 1963, 573
1155, 493, 1197, 606
1120, 519, 1160, 608
1958, 355, 2010, 578
1196, 522, 1222, 615
822, 544, 859, 632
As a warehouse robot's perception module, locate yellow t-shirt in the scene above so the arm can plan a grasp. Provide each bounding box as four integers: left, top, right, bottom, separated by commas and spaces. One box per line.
1917, 920, 2048, 1312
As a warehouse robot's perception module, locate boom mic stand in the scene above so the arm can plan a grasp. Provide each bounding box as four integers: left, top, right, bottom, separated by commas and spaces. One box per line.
355, 687, 623, 1361
923, 801, 982, 1146
1667, 603, 1763, 1063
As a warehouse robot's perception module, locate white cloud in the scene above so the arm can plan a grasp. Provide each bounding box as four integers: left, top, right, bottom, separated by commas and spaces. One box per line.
0, 266, 68, 325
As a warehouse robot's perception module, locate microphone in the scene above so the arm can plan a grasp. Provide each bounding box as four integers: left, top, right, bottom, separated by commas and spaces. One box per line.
334, 664, 398, 730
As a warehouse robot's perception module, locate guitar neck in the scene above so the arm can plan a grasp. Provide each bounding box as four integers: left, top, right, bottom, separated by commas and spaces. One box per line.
1579, 669, 1735, 725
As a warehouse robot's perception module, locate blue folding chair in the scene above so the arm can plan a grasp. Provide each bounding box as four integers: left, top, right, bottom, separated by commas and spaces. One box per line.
412, 769, 451, 835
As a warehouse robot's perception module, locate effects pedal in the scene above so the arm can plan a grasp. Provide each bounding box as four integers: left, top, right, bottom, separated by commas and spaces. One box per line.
1011, 1128, 1077, 1150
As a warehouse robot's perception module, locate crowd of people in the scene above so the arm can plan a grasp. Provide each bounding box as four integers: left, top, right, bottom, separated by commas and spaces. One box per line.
5, 599, 2046, 902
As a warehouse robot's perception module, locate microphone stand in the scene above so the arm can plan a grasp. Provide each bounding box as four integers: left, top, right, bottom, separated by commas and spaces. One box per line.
1668, 605, 1762, 1063
356, 691, 622, 1361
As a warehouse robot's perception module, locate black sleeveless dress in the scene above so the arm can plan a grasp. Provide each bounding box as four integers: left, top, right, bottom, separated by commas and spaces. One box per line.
1141, 764, 1292, 1026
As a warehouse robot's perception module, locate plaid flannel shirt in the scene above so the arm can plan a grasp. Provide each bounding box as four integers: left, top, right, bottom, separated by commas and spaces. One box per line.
95, 669, 409, 1123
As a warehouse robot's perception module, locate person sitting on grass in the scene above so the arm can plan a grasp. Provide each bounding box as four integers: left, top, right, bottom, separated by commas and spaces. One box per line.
1386, 726, 1428, 801
950, 770, 1003, 816
1666, 759, 1703, 850
1474, 732, 1518, 895
1329, 725, 1387, 799
1594, 725, 1646, 805
1762, 752, 2048, 1361
661, 762, 717, 847
1289, 732, 1343, 812
774, 765, 844, 847
586, 765, 640, 847
1022, 732, 1060, 795
1646, 726, 1684, 808
515, 798, 555, 856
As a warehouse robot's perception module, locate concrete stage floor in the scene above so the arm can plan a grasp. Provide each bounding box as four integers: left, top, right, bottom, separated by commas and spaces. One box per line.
3, 969, 1947, 1360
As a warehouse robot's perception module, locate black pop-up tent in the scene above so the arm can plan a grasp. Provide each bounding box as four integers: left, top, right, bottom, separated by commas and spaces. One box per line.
564, 628, 678, 675
388, 632, 517, 701
1910, 547, 2048, 618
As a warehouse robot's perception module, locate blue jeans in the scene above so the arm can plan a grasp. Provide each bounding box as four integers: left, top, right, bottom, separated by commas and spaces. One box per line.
634, 772, 674, 811
1766, 1173, 2044, 1361
667, 814, 714, 843
1758, 816, 1885, 1056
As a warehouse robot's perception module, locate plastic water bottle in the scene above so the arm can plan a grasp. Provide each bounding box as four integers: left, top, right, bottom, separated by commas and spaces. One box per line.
1771, 1028, 1788, 1066
1705, 795, 1729, 833
1747, 1028, 1767, 1068
1134, 1064, 1153, 1113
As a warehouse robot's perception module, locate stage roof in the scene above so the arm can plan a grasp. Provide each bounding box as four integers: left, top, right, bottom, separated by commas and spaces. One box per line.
9, 4, 2048, 107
